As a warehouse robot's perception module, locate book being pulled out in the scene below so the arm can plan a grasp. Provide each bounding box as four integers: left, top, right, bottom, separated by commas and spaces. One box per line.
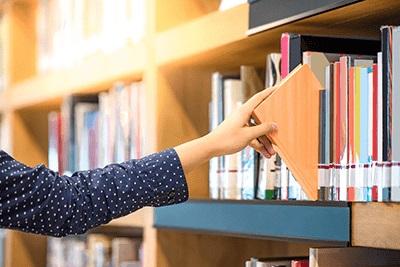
252, 64, 323, 200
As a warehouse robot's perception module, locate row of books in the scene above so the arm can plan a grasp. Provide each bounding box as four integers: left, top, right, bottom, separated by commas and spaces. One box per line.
47, 234, 142, 267
208, 60, 306, 201
280, 28, 400, 202
245, 257, 308, 267
48, 81, 147, 174
37, 0, 145, 72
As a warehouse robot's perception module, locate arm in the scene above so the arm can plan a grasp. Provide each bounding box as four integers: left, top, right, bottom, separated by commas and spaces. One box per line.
0, 148, 187, 237
175, 87, 277, 175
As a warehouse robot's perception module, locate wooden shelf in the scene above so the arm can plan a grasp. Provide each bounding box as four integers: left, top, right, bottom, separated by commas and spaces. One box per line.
154, 199, 350, 244
352, 202, 400, 250
155, 4, 249, 68
1, 42, 146, 111
155, 0, 400, 70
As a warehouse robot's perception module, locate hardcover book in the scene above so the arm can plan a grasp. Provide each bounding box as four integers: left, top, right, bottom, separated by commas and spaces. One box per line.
252, 64, 323, 200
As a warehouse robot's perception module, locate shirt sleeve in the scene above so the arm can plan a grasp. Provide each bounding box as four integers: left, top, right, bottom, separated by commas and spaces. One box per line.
0, 148, 188, 237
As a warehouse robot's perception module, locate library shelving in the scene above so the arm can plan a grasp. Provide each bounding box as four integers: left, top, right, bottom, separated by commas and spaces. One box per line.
155, 200, 350, 245
0, 0, 400, 266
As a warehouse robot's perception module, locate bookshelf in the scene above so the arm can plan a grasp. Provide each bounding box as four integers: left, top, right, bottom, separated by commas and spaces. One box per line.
0, 0, 400, 266
155, 200, 350, 244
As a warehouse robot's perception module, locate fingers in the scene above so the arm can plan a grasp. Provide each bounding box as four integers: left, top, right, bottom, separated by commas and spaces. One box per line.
246, 122, 278, 141
249, 139, 274, 158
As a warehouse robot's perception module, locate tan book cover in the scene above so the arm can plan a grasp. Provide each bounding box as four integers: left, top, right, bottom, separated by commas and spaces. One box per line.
252, 64, 323, 200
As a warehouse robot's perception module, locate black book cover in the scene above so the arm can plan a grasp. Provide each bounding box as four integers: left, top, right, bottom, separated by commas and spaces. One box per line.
381, 26, 392, 161
287, 33, 380, 72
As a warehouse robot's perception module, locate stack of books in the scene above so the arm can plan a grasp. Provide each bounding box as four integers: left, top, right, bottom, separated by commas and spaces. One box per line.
47, 234, 143, 267
37, 0, 146, 72
48, 81, 147, 174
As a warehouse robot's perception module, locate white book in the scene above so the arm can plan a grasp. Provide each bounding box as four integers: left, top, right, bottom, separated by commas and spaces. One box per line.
222, 79, 243, 199
98, 92, 110, 167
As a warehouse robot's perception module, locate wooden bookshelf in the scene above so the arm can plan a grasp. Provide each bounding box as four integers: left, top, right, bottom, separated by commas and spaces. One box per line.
1, 0, 400, 266
2, 42, 146, 111
352, 202, 400, 250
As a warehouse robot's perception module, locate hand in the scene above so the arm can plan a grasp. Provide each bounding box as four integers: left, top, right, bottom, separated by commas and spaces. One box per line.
205, 87, 278, 158
175, 87, 278, 175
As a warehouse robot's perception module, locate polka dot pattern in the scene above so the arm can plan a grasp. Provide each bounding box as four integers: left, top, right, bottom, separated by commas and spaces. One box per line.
0, 148, 188, 237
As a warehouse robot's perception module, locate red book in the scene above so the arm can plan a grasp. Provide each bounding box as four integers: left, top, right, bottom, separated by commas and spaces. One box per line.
348, 67, 355, 163
347, 67, 355, 201
291, 259, 309, 267
334, 61, 341, 163
281, 33, 290, 78
339, 57, 349, 164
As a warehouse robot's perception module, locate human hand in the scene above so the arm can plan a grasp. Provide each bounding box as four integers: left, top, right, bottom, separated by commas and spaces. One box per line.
205, 87, 278, 158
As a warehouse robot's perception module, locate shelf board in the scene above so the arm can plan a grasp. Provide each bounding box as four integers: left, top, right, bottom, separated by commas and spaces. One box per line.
154, 199, 350, 244
155, 0, 400, 70
2, 42, 146, 110
352, 202, 400, 250
155, 4, 249, 68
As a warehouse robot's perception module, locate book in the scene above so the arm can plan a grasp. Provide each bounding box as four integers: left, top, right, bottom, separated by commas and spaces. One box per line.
281, 33, 380, 77
111, 238, 141, 267
48, 112, 62, 173
252, 64, 323, 200
61, 95, 98, 174
209, 72, 239, 199
241, 66, 264, 199
75, 103, 99, 170
392, 26, 400, 201
87, 234, 112, 267
223, 78, 244, 199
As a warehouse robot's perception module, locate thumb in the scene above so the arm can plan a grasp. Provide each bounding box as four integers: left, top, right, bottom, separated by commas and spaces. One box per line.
246, 122, 278, 141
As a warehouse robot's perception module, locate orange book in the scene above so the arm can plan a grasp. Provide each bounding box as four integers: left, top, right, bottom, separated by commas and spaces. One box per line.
252, 64, 323, 200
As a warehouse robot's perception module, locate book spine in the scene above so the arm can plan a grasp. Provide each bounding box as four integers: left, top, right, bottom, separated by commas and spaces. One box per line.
48, 112, 59, 172
347, 67, 355, 201
359, 67, 370, 201
381, 26, 392, 162
339, 56, 349, 201
210, 73, 224, 199
281, 33, 290, 78
391, 26, 400, 201
377, 52, 383, 201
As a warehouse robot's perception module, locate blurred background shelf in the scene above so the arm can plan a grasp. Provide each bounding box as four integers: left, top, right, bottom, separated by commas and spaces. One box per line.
155, 199, 350, 244
3, 42, 146, 111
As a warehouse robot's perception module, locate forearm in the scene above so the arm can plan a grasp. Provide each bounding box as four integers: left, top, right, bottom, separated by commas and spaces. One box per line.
174, 134, 218, 175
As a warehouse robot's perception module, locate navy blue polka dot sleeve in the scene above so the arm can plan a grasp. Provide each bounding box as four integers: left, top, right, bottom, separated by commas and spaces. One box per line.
0, 148, 188, 237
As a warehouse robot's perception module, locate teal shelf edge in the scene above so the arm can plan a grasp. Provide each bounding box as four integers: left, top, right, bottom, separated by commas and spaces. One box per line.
154, 199, 350, 244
